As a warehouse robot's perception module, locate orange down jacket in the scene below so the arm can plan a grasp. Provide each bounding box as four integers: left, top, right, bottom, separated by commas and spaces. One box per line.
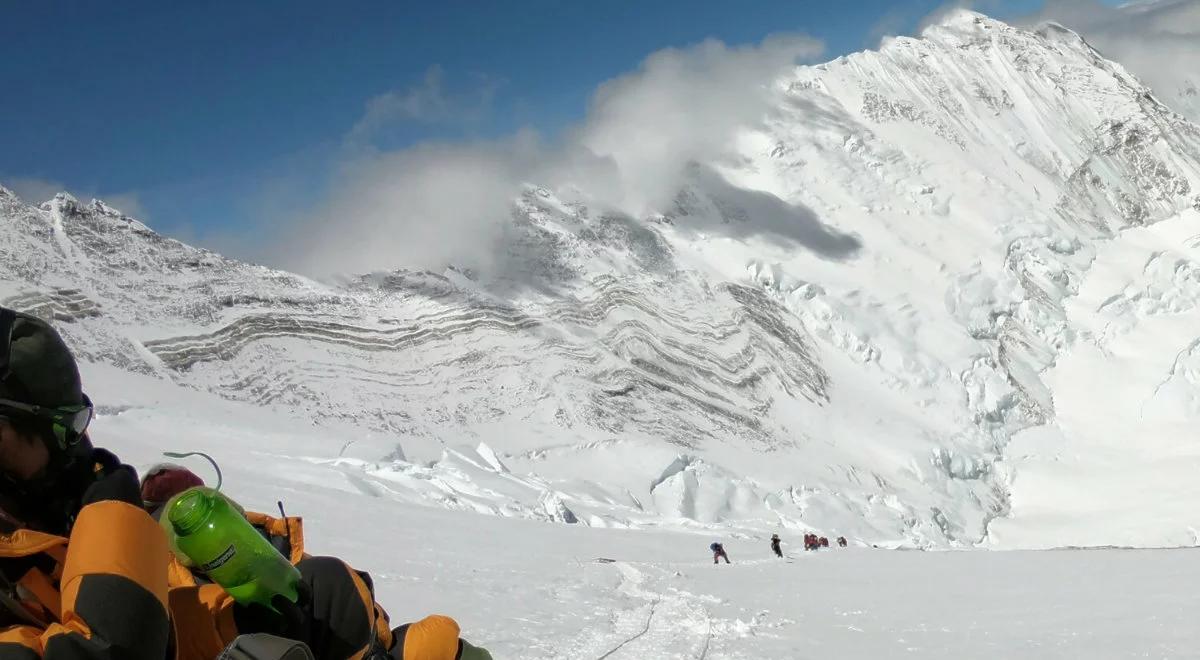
0, 500, 171, 659
0, 506, 463, 660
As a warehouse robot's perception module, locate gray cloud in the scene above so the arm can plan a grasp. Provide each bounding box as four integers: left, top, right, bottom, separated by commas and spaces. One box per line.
5, 177, 67, 205
682, 165, 863, 259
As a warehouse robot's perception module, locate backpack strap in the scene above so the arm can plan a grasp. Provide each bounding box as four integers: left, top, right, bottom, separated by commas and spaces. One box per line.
0, 307, 16, 385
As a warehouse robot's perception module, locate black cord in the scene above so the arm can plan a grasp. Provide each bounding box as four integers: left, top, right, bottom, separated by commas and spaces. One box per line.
277, 500, 292, 558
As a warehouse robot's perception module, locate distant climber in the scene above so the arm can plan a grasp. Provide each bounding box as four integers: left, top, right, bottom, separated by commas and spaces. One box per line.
711, 542, 731, 564
819, 536, 830, 548
837, 536, 848, 548
804, 533, 819, 551
770, 533, 783, 558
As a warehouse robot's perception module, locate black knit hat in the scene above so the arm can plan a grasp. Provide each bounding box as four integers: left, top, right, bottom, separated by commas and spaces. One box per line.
0, 307, 84, 408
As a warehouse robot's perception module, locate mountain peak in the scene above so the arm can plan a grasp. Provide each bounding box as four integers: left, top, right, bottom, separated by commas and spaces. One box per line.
931, 7, 990, 28
1033, 20, 1091, 48
5, 7, 1200, 550
920, 8, 1006, 39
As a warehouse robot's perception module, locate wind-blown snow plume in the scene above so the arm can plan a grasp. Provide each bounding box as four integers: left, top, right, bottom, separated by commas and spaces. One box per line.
281, 33, 824, 277
572, 34, 825, 215
277, 135, 536, 276
1020, 0, 1200, 123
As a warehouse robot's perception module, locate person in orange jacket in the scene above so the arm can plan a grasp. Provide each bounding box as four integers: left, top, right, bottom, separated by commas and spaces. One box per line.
0, 307, 170, 659
0, 307, 490, 660
141, 464, 491, 660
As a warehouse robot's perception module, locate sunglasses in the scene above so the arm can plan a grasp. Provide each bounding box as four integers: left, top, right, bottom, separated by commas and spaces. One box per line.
0, 396, 93, 449
0, 309, 93, 449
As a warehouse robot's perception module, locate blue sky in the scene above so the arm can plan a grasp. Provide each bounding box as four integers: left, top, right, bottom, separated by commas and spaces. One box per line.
0, 0, 1107, 245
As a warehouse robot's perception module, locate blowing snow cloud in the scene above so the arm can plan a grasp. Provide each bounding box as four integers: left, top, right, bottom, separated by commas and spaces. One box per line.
1022, 0, 1200, 124
277, 33, 826, 278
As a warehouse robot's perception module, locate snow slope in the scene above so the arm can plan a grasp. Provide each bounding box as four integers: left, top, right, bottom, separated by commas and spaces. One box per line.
990, 208, 1200, 549
4, 10, 1200, 551
93, 367, 1200, 658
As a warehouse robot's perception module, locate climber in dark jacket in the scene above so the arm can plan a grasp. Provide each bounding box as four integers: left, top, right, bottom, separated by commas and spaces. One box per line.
0, 307, 491, 660
710, 542, 730, 564
0, 306, 171, 659
770, 534, 783, 558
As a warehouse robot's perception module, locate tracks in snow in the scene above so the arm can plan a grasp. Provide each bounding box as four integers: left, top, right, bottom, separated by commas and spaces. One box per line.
590, 562, 715, 660
595, 598, 659, 660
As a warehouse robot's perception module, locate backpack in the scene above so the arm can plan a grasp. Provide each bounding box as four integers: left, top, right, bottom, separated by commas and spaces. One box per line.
218, 634, 315, 660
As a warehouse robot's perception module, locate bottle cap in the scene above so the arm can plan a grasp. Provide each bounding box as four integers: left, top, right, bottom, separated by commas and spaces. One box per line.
168, 488, 212, 535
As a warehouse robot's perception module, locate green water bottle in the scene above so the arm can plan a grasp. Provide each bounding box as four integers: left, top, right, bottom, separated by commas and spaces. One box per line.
168, 487, 301, 611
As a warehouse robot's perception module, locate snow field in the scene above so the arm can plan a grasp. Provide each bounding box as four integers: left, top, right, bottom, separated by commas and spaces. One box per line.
91, 367, 1200, 658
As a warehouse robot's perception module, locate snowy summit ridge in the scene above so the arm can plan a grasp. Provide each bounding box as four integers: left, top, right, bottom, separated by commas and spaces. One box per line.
4, 12, 1200, 550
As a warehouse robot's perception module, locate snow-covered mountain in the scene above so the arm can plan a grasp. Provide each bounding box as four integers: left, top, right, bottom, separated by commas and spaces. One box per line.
4, 10, 1200, 549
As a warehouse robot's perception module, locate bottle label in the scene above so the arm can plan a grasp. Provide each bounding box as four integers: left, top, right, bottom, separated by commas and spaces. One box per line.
199, 545, 237, 573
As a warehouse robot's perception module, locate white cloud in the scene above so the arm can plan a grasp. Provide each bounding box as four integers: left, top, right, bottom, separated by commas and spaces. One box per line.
902, 0, 1009, 39
573, 34, 825, 215
868, 9, 911, 47
3, 176, 148, 220
916, 1, 980, 34
275, 134, 537, 276
282, 33, 826, 278
1019, 0, 1200, 123
348, 65, 503, 144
